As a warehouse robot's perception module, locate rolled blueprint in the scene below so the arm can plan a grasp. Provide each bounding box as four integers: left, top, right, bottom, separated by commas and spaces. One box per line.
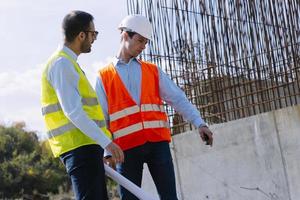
104, 164, 158, 200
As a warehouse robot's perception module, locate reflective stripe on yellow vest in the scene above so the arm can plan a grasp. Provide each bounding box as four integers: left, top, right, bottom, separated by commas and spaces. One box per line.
41, 50, 112, 157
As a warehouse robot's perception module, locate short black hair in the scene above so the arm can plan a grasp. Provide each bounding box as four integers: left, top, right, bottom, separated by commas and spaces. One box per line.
62, 10, 94, 42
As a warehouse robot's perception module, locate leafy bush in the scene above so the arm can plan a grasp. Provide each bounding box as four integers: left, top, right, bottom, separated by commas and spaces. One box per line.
0, 122, 70, 198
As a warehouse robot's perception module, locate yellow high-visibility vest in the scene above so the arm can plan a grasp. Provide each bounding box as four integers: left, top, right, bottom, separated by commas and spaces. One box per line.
41, 50, 111, 157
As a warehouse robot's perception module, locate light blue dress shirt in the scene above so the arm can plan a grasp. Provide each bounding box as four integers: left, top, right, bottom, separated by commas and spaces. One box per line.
47, 46, 111, 149
95, 57, 206, 128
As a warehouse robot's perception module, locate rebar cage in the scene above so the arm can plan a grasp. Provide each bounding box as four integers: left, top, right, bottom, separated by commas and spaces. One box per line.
127, 0, 300, 134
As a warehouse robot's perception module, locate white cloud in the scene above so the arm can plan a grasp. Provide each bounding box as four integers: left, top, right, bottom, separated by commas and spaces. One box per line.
0, 0, 126, 139
0, 67, 42, 96
84, 56, 115, 85
0, 65, 44, 135
0, 57, 115, 138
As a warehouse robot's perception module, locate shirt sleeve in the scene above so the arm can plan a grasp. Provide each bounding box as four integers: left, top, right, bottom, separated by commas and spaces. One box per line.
95, 75, 112, 158
157, 67, 206, 128
95, 76, 110, 127
48, 58, 111, 148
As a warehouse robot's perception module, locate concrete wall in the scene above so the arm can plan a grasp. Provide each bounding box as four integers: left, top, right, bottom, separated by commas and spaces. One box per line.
142, 105, 300, 200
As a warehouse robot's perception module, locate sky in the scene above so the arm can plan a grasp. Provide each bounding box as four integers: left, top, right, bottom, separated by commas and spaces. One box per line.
0, 0, 128, 138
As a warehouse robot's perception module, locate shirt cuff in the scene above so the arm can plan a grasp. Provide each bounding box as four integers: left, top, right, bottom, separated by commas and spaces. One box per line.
193, 118, 208, 128
99, 136, 112, 149
104, 149, 112, 158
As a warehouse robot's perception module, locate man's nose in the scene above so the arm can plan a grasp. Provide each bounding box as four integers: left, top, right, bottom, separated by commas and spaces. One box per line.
141, 43, 146, 49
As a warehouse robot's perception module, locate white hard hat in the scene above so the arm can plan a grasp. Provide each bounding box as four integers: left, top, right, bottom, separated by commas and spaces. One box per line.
118, 14, 152, 40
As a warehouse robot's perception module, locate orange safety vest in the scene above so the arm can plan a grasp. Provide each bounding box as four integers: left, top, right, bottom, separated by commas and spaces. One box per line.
99, 60, 171, 150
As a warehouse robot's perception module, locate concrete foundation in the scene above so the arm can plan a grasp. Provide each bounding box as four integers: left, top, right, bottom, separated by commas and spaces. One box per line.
141, 105, 300, 200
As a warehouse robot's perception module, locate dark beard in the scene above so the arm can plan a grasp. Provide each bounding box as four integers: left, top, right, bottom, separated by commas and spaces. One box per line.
80, 39, 91, 53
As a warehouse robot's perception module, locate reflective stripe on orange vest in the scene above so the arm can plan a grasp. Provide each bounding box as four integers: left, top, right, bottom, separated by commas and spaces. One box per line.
109, 104, 165, 122
113, 120, 169, 139
110, 105, 140, 121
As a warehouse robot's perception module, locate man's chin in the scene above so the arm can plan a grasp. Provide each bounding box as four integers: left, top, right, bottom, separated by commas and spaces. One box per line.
83, 48, 92, 53
133, 52, 141, 57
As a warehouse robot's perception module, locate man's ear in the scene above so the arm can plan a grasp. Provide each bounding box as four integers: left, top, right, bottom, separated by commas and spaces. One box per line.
78, 32, 86, 41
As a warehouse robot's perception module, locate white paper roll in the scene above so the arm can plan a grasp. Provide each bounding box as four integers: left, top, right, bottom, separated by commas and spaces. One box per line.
104, 164, 158, 200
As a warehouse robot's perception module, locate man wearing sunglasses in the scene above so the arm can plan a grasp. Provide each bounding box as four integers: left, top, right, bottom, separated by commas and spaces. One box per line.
41, 10, 124, 199
96, 14, 213, 199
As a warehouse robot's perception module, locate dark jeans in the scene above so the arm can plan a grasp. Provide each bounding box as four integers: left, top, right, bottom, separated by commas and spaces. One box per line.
117, 141, 178, 200
60, 144, 108, 200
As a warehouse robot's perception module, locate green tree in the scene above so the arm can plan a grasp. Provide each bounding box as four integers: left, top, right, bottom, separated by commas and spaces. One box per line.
0, 122, 70, 198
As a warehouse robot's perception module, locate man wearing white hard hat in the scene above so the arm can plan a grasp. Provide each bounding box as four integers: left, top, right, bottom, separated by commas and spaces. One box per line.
95, 14, 213, 199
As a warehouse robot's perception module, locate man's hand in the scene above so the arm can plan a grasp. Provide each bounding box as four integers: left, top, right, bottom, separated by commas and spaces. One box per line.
105, 142, 124, 164
103, 156, 117, 169
199, 126, 213, 146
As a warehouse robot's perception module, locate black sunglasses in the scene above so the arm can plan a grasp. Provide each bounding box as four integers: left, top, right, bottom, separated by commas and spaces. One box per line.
84, 30, 99, 38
